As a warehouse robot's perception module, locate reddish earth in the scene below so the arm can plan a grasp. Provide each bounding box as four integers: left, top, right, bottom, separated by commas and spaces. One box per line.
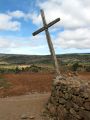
0, 72, 90, 97
78, 71, 90, 80
0, 72, 54, 97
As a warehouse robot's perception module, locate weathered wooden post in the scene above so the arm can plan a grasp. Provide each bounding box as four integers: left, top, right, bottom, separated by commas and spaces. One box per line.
32, 9, 60, 75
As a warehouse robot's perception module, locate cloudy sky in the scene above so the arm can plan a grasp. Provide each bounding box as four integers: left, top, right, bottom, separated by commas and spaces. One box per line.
0, 0, 90, 55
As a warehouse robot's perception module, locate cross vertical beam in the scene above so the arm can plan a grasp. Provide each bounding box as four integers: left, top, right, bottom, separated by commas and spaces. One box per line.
40, 10, 60, 75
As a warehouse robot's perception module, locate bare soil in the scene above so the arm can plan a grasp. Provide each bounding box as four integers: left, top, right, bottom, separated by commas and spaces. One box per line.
0, 72, 54, 97
0, 72, 89, 120
0, 93, 50, 120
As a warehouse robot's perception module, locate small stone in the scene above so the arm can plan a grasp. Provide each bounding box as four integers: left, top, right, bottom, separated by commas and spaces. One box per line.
80, 92, 89, 99
80, 107, 85, 110
84, 101, 90, 111
21, 114, 28, 119
65, 93, 69, 99
76, 115, 82, 120
56, 75, 66, 81
70, 108, 77, 116
29, 116, 35, 119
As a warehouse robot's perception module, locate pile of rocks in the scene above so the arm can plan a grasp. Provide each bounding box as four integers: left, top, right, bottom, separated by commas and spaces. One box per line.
43, 76, 90, 120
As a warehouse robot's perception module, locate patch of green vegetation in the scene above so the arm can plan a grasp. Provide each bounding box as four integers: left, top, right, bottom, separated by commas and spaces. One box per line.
0, 53, 89, 73
0, 77, 11, 89
72, 62, 79, 71
85, 66, 90, 72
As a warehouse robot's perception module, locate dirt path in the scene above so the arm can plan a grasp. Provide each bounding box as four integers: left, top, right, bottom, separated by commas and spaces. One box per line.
0, 93, 50, 120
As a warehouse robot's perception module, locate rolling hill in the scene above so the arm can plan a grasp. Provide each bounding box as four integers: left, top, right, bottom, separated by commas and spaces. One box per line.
0, 53, 90, 65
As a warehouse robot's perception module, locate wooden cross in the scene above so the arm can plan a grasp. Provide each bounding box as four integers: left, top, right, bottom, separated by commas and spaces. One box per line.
32, 9, 60, 75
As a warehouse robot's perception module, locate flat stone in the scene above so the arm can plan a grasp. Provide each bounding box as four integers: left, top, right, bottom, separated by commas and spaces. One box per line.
59, 98, 66, 105
21, 114, 28, 119
80, 107, 85, 110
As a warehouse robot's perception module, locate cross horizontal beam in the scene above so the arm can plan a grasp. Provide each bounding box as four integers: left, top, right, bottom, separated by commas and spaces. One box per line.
32, 18, 60, 36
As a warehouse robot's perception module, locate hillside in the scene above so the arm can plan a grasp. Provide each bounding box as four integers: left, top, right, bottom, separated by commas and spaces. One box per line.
0, 53, 90, 65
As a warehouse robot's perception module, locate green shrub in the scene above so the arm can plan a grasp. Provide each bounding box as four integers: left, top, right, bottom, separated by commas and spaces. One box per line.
29, 64, 41, 72
72, 62, 79, 71
85, 66, 90, 72
15, 66, 20, 73
0, 78, 11, 89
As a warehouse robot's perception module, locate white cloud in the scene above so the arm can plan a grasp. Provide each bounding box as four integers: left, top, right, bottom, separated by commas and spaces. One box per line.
54, 28, 90, 49
0, 35, 48, 55
36, 0, 90, 29
31, 0, 90, 50
0, 13, 20, 31
30, 13, 42, 26
7, 10, 32, 20
0, 34, 46, 48
8, 10, 25, 18
0, 10, 33, 31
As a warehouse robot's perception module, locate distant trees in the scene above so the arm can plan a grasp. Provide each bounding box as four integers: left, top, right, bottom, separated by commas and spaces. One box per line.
28, 64, 41, 72
15, 66, 20, 73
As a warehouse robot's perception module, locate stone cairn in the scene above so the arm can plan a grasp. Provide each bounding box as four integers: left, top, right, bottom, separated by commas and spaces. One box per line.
43, 75, 90, 120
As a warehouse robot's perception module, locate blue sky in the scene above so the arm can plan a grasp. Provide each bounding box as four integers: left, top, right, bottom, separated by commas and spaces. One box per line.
0, 0, 90, 55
